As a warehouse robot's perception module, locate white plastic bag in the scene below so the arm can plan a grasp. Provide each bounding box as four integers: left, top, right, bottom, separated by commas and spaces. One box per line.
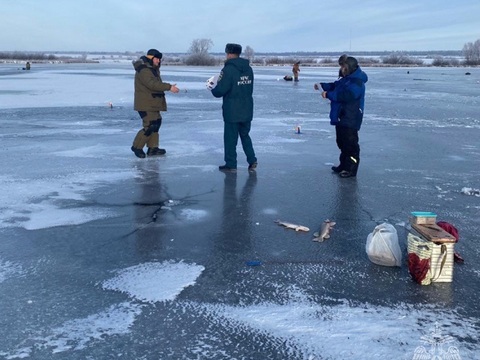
366, 223, 402, 267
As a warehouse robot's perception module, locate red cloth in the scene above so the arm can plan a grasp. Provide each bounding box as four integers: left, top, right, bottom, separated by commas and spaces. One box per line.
408, 253, 430, 284
436, 221, 459, 242
437, 221, 464, 263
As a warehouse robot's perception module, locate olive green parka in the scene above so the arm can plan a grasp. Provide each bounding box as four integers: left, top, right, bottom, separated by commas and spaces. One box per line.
133, 56, 172, 112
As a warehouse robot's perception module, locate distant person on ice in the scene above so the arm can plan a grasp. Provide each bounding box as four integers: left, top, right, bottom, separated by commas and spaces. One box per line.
208, 43, 257, 173
314, 56, 368, 178
292, 61, 300, 81
131, 49, 179, 158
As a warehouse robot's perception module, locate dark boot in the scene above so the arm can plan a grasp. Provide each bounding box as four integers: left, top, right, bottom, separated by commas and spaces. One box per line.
339, 170, 356, 178
331, 165, 343, 173
339, 156, 358, 178
147, 147, 166, 156
219, 165, 237, 173
131, 146, 146, 158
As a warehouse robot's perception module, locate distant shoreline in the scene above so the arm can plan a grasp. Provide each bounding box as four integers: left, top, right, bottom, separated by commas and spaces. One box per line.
1, 60, 477, 68
0, 59, 99, 64
2, 49, 477, 67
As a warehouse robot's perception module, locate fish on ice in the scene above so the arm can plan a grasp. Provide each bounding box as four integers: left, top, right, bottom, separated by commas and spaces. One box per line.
275, 220, 310, 232
313, 220, 336, 242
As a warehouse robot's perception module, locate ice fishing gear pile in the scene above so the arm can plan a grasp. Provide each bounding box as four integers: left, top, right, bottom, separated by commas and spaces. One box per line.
273, 211, 463, 286
406, 212, 462, 285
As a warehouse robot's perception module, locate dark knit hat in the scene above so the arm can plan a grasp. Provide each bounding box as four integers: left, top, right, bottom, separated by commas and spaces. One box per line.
146, 49, 163, 59
344, 56, 358, 75
225, 43, 242, 55
338, 54, 348, 65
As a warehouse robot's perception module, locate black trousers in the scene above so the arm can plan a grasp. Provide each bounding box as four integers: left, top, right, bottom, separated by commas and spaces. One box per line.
335, 126, 360, 174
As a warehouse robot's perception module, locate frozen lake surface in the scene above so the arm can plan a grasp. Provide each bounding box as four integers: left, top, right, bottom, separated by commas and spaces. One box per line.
1, 63, 480, 359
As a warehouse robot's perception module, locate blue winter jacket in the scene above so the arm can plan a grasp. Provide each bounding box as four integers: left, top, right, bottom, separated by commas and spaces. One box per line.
321, 67, 368, 130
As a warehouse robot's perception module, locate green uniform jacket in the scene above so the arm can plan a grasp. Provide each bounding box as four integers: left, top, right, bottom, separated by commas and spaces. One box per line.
133, 56, 172, 112
212, 57, 254, 123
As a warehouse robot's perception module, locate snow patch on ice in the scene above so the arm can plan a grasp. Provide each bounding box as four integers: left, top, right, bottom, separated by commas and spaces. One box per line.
262, 208, 279, 215
0, 259, 23, 283
461, 187, 480, 197
0, 171, 134, 229
180, 208, 209, 221
1, 302, 142, 358
24, 205, 116, 230
188, 293, 480, 359
48, 302, 141, 353
103, 261, 205, 303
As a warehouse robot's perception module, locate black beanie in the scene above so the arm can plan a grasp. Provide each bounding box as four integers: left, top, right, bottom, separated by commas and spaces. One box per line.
338, 54, 348, 65
344, 56, 358, 75
225, 43, 242, 55
147, 49, 163, 59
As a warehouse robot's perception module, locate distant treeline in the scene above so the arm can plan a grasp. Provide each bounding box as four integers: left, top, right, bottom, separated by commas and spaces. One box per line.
249, 50, 463, 57
0, 51, 58, 61
2, 49, 477, 67
166, 53, 468, 67
252, 54, 468, 67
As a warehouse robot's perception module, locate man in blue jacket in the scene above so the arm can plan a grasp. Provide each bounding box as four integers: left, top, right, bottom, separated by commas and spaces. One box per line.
317, 56, 368, 178
210, 43, 257, 173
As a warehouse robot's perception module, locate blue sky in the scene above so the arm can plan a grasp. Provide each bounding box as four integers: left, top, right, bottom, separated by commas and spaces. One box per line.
1, 0, 479, 53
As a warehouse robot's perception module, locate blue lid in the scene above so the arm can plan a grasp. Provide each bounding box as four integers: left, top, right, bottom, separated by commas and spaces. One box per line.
411, 211, 437, 217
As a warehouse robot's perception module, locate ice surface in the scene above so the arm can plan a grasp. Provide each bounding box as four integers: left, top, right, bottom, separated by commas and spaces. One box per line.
0, 62, 479, 359
187, 291, 480, 359
0, 171, 134, 230
1, 302, 142, 358
0, 259, 23, 283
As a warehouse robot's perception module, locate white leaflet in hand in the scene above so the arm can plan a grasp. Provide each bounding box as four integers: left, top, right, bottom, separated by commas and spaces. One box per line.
206, 75, 218, 90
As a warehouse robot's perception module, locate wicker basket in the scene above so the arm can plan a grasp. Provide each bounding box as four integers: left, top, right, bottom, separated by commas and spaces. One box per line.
407, 233, 454, 284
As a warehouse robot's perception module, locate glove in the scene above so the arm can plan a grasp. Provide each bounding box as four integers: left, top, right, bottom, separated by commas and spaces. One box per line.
206, 75, 218, 91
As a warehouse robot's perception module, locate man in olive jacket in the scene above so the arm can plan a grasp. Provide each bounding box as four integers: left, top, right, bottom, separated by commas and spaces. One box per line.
131, 49, 179, 158
210, 43, 257, 172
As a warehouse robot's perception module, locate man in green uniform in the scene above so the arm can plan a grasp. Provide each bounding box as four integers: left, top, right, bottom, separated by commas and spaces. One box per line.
210, 43, 257, 172
131, 49, 179, 158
